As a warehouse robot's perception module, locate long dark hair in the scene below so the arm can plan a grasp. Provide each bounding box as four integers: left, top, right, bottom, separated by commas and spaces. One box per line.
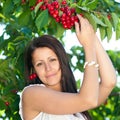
24, 35, 92, 120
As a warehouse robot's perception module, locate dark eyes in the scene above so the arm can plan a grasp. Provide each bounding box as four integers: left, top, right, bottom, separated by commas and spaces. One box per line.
49, 58, 57, 62
36, 63, 42, 66
36, 58, 57, 67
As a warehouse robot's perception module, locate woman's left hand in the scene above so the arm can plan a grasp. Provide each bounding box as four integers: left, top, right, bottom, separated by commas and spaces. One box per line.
75, 14, 96, 48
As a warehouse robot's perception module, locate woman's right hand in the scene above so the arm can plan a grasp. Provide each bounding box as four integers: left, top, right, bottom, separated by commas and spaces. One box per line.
75, 15, 96, 49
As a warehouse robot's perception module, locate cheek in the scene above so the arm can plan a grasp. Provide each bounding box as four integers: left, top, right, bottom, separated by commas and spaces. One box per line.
53, 62, 60, 70
35, 68, 45, 79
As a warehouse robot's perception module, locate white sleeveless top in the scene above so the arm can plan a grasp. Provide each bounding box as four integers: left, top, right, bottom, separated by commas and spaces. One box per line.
19, 84, 87, 120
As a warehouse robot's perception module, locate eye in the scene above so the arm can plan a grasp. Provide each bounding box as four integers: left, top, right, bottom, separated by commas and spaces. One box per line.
36, 62, 43, 66
49, 58, 57, 62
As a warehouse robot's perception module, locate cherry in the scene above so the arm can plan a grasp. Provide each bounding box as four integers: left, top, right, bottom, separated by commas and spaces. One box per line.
79, 13, 84, 17
62, 0, 67, 5
22, 0, 26, 4
5, 101, 10, 106
29, 73, 37, 80
107, 14, 111, 20
11, 89, 18, 94
56, 17, 60, 22
30, 6, 35, 10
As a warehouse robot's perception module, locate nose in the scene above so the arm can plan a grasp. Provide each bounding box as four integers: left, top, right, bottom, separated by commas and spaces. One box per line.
45, 63, 52, 71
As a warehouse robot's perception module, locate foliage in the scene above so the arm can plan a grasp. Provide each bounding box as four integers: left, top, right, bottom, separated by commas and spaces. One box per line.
0, 0, 120, 119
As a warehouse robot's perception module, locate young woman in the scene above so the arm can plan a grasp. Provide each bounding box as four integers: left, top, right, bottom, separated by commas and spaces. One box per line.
19, 15, 117, 120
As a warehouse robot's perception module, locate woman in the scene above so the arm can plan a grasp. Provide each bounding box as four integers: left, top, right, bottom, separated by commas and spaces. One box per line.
19, 15, 117, 120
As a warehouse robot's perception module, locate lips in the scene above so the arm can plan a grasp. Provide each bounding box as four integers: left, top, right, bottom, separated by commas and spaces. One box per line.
46, 73, 56, 78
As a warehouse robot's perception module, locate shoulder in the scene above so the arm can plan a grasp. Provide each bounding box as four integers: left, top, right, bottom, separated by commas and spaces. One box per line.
20, 84, 46, 119
22, 84, 46, 98
21, 84, 47, 111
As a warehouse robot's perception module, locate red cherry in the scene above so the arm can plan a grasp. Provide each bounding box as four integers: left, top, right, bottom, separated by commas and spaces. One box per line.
46, 3, 51, 8
55, 4, 59, 9
53, 1, 59, 6
49, 10, 54, 15
66, 10, 71, 16
104, 100, 108, 105
40, 5, 47, 10
22, 0, 26, 4
53, 13, 58, 18
63, 24, 67, 29
44, 0, 49, 3
5, 101, 9, 106
56, 17, 60, 22
30, 6, 35, 10
29, 73, 37, 80
70, 22, 74, 26
71, 16, 75, 22
107, 14, 111, 20
32, 73, 37, 78
29, 75, 33, 80
62, 21, 66, 25
60, 7, 64, 11
37, 0, 43, 3
49, 6, 54, 11
11, 89, 18, 94
62, 0, 67, 5
70, 8, 76, 14
79, 13, 84, 17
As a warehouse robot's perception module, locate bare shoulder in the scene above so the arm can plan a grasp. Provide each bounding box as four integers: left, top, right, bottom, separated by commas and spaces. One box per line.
21, 84, 47, 119
22, 84, 46, 99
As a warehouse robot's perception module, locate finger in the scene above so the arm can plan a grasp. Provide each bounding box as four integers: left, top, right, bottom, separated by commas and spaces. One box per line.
77, 14, 91, 26
75, 22, 80, 36
77, 14, 85, 23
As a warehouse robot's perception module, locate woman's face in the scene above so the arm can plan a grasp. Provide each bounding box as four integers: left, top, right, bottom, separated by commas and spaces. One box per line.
32, 47, 62, 91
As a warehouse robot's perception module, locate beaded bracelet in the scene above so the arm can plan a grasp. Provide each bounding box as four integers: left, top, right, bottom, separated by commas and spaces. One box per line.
83, 61, 99, 69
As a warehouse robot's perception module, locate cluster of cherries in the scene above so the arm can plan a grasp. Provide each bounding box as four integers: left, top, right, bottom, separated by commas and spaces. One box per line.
29, 73, 37, 80
31, 0, 81, 29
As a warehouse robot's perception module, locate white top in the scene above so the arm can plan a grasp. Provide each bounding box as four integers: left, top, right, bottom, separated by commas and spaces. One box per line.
19, 84, 87, 120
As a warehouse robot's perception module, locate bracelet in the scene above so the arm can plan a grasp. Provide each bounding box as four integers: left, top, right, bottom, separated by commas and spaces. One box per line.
83, 61, 99, 69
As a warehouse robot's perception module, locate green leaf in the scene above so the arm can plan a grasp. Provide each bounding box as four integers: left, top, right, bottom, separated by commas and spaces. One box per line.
35, 2, 43, 15
104, 0, 114, 6
77, 0, 83, 6
86, 0, 98, 10
111, 13, 119, 30
76, 6, 89, 12
13, 0, 21, 5
35, 10, 49, 30
0, 13, 7, 20
0, 100, 6, 110
3, 0, 14, 16
47, 17, 64, 38
84, 13, 97, 31
29, 0, 36, 6
116, 20, 120, 40
103, 17, 112, 41
18, 9, 31, 27
99, 26, 106, 40
55, 24, 65, 38
91, 14, 107, 27
81, 0, 90, 6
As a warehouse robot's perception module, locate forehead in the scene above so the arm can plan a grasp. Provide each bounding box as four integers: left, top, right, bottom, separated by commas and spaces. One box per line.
32, 47, 57, 59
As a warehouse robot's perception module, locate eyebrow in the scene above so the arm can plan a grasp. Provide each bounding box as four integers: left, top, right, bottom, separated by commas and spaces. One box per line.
33, 56, 57, 65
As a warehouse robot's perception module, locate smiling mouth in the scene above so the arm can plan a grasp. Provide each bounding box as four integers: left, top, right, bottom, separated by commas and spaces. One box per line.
46, 73, 56, 78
